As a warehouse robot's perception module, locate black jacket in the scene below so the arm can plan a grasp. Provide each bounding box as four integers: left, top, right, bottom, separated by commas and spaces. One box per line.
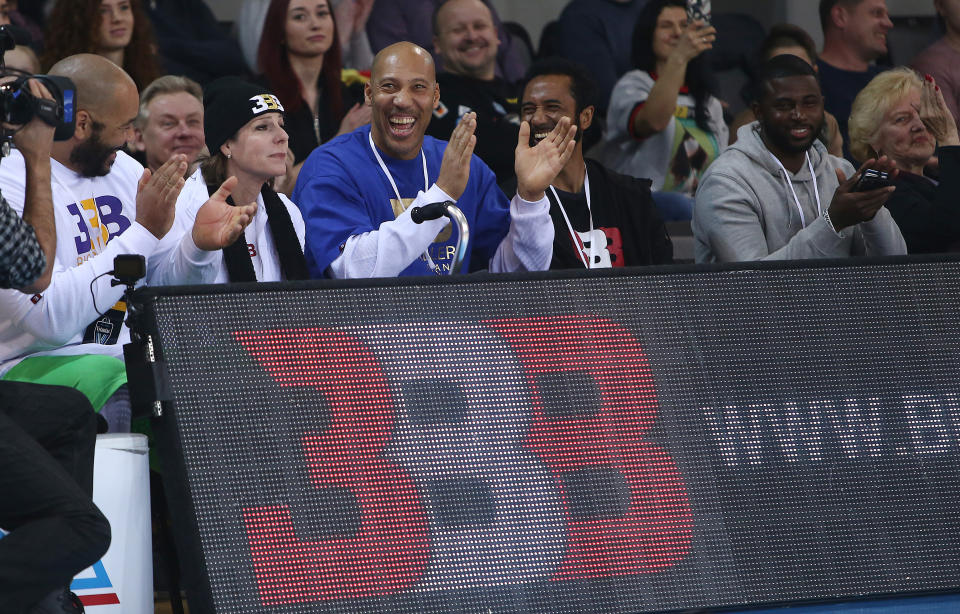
507, 158, 673, 269
427, 73, 520, 186
886, 146, 960, 254
279, 81, 365, 165
148, 0, 249, 84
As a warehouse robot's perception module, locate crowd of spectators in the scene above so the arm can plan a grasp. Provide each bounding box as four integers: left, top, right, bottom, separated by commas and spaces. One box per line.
0, 0, 958, 611
593, 0, 724, 220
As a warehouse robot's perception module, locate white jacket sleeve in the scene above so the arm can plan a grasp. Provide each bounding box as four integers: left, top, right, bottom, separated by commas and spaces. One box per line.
489, 193, 554, 272
0, 222, 159, 346
147, 175, 222, 286
328, 184, 450, 278
147, 221, 222, 287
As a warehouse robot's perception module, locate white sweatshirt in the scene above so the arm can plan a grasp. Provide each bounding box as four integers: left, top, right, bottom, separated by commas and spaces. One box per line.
328, 183, 552, 278
0, 150, 158, 372
149, 169, 306, 285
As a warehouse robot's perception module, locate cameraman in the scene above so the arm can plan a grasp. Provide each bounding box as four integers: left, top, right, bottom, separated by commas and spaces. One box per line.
0, 78, 110, 614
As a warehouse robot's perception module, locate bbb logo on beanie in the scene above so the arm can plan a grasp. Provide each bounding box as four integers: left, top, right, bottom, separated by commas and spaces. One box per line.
204, 77, 287, 154
250, 94, 284, 115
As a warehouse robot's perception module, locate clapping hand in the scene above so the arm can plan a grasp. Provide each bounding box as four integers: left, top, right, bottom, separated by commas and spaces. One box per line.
337, 102, 372, 136
436, 112, 477, 201
135, 154, 187, 239
514, 117, 577, 202
192, 176, 257, 250
919, 74, 959, 147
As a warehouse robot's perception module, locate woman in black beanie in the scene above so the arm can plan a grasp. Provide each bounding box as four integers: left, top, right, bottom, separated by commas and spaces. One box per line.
156, 77, 310, 283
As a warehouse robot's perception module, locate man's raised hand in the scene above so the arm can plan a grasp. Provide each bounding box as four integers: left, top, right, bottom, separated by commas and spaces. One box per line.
135, 154, 187, 239
828, 157, 897, 230
515, 117, 577, 202
436, 112, 477, 201
192, 176, 257, 250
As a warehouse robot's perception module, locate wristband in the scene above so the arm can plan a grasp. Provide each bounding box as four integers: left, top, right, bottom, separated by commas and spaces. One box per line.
821, 209, 843, 237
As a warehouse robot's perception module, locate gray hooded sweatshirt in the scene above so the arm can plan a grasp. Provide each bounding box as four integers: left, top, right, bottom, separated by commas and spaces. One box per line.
692, 122, 906, 263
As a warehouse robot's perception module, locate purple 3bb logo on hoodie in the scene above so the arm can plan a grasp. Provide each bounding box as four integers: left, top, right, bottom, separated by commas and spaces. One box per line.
67, 195, 131, 262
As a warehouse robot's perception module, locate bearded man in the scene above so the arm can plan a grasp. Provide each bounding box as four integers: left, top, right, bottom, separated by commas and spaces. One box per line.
693, 54, 905, 263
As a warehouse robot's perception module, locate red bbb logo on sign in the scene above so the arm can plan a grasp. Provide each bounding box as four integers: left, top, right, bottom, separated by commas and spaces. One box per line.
486, 317, 693, 578
235, 317, 693, 606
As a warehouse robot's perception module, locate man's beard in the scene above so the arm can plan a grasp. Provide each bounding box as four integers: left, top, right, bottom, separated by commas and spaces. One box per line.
529, 117, 584, 148
761, 115, 825, 156
70, 130, 118, 178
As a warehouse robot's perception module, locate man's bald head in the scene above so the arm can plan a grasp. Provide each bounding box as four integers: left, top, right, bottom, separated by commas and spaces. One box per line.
48, 54, 140, 177
366, 42, 440, 160
371, 42, 437, 85
49, 53, 138, 116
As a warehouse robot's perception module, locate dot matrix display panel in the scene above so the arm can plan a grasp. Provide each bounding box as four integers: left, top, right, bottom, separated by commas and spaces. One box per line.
138, 261, 960, 613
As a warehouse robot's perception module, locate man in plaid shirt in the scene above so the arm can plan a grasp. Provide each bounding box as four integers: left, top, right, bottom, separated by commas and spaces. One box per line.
0, 197, 46, 288
0, 79, 110, 614
0, 83, 55, 293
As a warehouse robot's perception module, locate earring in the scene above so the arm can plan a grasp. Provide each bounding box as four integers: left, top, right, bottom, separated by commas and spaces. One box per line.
226, 153, 232, 159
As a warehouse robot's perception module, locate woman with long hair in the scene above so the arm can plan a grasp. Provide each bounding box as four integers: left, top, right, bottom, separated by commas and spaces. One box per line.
41, 0, 162, 92
257, 0, 369, 192
594, 0, 726, 220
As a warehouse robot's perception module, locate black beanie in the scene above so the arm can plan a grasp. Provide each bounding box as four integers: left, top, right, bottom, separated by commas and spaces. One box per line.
203, 77, 286, 155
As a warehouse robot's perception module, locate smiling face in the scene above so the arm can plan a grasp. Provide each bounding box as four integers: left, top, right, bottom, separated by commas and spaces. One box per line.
284, 0, 335, 59
222, 112, 289, 183
651, 6, 689, 64
520, 74, 592, 148
840, 0, 893, 61
871, 88, 935, 173
366, 44, 439, 160
432, 0, 499, 81
72, 80, 139, 177
98, 0, 134, 52
139, 91, 205, 171
754, 75, 825, 157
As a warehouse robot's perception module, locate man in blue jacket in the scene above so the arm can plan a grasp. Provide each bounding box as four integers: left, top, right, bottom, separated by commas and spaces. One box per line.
294, 41, 577, 278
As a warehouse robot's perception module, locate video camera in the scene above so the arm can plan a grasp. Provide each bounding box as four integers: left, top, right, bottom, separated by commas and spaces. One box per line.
0, 25, 76, 141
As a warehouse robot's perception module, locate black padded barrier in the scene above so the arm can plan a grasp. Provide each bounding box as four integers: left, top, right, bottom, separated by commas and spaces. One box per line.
127, 256, 960, 614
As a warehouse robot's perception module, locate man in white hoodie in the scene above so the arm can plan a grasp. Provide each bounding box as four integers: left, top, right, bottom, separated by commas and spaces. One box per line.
693, 54, 905, 263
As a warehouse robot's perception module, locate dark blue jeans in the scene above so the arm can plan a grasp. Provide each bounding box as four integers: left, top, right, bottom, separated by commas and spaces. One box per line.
651, 190, 695, 222
0, 382, 111, 613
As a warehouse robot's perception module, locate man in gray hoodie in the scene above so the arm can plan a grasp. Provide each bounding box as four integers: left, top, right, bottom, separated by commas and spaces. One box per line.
693, 54, 905, 263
